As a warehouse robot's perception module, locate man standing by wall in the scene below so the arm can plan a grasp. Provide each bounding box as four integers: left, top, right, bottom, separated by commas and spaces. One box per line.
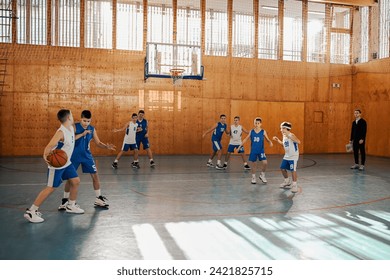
350, 109, 367, 171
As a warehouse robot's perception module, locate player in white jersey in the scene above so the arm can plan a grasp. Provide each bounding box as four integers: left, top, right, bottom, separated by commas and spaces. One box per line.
273, 121, 301, 193
112, 113, 140, 169
24, 109, 84, 223
222, 116, 250, 170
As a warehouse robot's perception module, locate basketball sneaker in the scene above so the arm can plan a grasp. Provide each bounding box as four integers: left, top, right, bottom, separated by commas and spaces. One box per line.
291, 183, 299, 193
94, 195, 109, 208
215, 164, 224, 170
58, 198, 69, 211
66, 204, 85, 214
222, 163, 228, 169
207, 161, 214, 167
243, 164, 251, 170
24, 208, 44, 223
350, 164, 359, 169
131, 162, 140, 169
359, 165, 365, 171
280, 178, 292, 189
251, 177, 256, 184
259, 173, 267, 183
112, 162, 118, 169
150, 160, 156, 167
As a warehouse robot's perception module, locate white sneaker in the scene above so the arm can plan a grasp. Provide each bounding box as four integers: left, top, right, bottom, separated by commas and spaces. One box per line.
280, 178, 292, 189
66, 203, 85, 214
251, 177, 256, 184
291, 183, 299, 193
24, 208, 44, 223
58, 198, 68, 211
94, 195, 109, 208
350, 164, 359, 169
359, 165, 365, 171
259, 173, 267, 184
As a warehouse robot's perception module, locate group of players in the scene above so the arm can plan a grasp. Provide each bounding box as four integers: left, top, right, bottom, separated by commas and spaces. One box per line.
202, 114, 301, 190
23, 109, 300, 223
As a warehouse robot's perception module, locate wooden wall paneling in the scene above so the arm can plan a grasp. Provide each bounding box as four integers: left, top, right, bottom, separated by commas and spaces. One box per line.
158, 90, 175, 154
112, 94, 140, 155
0, 92, 14, 155
202, 57, 231, 99
230, 58, 256, 100
257, 60, 282, 101
201, 98, 231, 154
366, 101, 390, 157
304, 102, 329, 153
80, 95, 115, 156
305, 63, 330, 102
12, 93, 49, 155
327, 102, 352, 152
113, 52, 145, 94
173, 95, 203, 154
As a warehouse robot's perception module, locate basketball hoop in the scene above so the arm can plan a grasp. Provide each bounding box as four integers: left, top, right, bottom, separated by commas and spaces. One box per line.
170, 68, 185, 86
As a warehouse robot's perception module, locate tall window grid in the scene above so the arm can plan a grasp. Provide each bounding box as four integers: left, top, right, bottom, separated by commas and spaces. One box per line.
0, 0, 12, 43
85, 0, 112, 49
17, 0, 47, 45
232, 0, 254, 58
283, 0, 302, 61
205, 0, 228, 56
258, 2, 278, 60
117, 0, 143, 50
147, 1, 173, 44
177, 0, 201, 46
379, 0, 390, 58
52, 0, 80, 47
307, 2, 326, 63
330, 6, 351, 64
359, 6, 369, 63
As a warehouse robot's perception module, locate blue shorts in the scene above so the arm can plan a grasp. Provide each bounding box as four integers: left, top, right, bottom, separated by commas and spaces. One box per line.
228, 144, 244, 153
249, 152, 266, 162
212, 140, 222, 152
72, 157, 97, 174
122, 143, 138, 151
47, 164, 78, 188
280, 159, 298, 171
136, 137, 150, 150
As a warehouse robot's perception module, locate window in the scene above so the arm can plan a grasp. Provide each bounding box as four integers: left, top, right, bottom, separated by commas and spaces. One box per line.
330, 6, 351, 64
85, 0, 112, 49
258, 1, 278, 60
205, 0, 228, 56
147, 0, 173, 43
177, 0, 201, 46
52, 0, 80, 47
17, 0, 47, 45
283, 0, 302, 61
360, 6, 369, 63
232, 0, 254, 58
379, 0, 390, 58
117, 0, 143, 50
307, 2, 326, 63
0, 0, 12, 43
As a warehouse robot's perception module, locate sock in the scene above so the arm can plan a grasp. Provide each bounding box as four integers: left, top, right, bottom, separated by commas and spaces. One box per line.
68, 200, 76, 206
208, 159, 212, 163
30, 204, 39, 211
150, 159, 154, 162
134, 160, 139, 163
292, 181, 297, 185
244, 162, 247, 165
252, 174, 256, 178
95, 189, 101, 197
63, 191, 70, 199
114, 159, 118, 163
224, 162, 228, 165
261, 172, 265, 176
217, 160, 221, 165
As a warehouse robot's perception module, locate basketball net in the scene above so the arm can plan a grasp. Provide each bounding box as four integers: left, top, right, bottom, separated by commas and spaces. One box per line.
170, 68, 184, 86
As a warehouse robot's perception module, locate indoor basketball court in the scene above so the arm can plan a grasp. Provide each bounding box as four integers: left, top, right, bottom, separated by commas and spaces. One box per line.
0, 0, 389, 265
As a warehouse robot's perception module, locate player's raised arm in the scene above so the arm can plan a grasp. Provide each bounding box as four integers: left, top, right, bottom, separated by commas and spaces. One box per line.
93, 129, 116, 151
113, 122, 130, 133
202, 123, 217, 138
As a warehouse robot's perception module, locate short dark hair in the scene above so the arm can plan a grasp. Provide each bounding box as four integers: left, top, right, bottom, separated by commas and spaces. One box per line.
281, 121, 292, 130
57, 109, 71, 123
81, 110, 92, 119
220, 114, 226, 118
255, 118, 262, 123
355, 109, 361, 113
234, 116, 240, 120
138, 110, 145, 114
132, 113, 138, 118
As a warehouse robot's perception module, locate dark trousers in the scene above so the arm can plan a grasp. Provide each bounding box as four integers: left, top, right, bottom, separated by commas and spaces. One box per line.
353, 141, 366, 165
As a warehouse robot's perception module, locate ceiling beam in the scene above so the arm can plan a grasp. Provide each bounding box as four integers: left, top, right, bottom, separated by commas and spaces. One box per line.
309, 0, 377, 7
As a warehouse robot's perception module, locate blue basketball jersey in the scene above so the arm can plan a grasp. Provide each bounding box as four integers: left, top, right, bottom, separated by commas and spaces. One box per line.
72, 122, 95, 160
250, 129, 265, 153
211, 122, 227, 141
136, 119, 148, 140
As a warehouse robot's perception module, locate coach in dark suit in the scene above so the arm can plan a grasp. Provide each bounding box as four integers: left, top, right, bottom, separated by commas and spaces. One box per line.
350, 109, 367, 171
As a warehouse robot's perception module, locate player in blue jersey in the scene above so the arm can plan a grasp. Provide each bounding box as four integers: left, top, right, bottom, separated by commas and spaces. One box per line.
238, 117, 273, 184
24, 109, 84, 223
136, 110, 155, 167
112, 113, 140, 169
273, 121, 301, 193
202, 114, 230, 170
58, 110, 116, 210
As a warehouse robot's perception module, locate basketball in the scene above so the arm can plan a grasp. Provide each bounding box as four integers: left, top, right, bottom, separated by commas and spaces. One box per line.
47, 149, 68, 168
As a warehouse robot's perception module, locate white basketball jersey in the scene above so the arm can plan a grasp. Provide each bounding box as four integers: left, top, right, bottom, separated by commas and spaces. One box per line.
50, 125, 75, 170
229, 125, 243, 145
123, 122, 138, 144
282, 134, 299, 160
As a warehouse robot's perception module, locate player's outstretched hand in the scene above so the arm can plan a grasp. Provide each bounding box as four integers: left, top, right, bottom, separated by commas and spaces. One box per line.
106, 143, 116, 151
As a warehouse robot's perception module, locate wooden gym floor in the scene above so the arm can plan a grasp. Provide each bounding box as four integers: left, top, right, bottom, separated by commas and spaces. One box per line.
0, 154, 389, 260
